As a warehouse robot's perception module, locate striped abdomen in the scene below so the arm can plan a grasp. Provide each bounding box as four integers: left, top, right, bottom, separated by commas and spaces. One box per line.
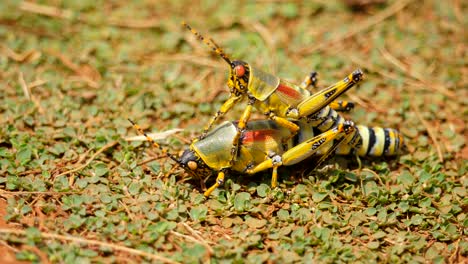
335, 125, 404, 157
306, 106, 346, 133
293, 121, 404, 157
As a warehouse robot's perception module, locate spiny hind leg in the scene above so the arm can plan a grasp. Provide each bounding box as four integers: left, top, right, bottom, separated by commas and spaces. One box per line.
245, 125, 347, 185
292, 69, 364, 118
300, 70, 354, 112
296, 70, 361, 116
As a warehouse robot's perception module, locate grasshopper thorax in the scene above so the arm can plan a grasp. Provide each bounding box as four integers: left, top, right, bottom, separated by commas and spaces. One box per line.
228, 60, 250, 94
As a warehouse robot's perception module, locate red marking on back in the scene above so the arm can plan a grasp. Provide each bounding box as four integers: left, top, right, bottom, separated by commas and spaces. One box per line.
242, 129, 277, 144
277, 83, 302, 100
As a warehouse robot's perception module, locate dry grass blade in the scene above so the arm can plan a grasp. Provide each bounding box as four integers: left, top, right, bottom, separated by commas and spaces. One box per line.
244, 19, 278, 72
0, 228, 181, 264
19, 1, 161, 29
411, 101, 444, 163
181, 222, 214, 255
348, 55, 456, 99
19, 71, 31, 100
54, 141, 118, 179
106, 18, 160, 29
124, 129, 183, 142
46, 49, 101, 88
1, 44, 42, 63
19, 1, 73, 19
18, 71, 45, 114
150, 54, 226, 69
300, 0, 415, 54
170, 227, 214, 257
378, 46, 455, 98
0, 190, 78, 196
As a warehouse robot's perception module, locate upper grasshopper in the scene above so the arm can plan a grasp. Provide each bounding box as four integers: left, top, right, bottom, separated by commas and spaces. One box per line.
182, 23, 364, 162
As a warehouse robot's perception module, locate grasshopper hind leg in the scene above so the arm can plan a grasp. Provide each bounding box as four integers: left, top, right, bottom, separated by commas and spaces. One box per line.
298, 70, 360, 114
312, 120, 359, 169
245, 123, 350, 184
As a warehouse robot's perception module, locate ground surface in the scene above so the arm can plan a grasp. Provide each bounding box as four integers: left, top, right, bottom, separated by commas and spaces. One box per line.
0, 0, 466, 263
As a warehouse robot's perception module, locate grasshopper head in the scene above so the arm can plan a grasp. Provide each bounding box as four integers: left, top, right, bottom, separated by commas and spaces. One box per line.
179, 149, 213, 176
227, 60, 250, 94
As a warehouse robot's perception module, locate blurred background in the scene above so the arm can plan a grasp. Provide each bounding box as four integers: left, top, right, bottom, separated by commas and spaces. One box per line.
0, 0, 466, 263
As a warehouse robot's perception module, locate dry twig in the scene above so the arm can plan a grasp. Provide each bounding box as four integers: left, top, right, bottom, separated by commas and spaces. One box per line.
0, 191, 78, 196
18, 72, 46, 114
182, 222, 214, 254
54, 141, 119, 179
170, 223, 214, 257
19, 71, 31, 100
411, 101, 444, 163
348, 55, 455, 99
300, 0, 415, 54
19, 1, 161, 29
46, 50, 101, 88
0, 228, 180, 264
378, 46, 455, 98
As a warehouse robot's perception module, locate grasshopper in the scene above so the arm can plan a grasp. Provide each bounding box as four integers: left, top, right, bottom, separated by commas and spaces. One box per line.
182, 23, 364, 161
129, 118, 404, 197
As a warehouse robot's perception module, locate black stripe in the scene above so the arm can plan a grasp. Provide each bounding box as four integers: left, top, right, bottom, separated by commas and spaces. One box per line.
394, 130, 400, 153
324, 89, 336, 99
334, 114, 344, 129
348, 129, 361, 149
292, 130, 301, 148
326, 108, 337, 126
366, 127, 376, 156
312, 126, 321, 136
316, 107, 335, 131
312, 107, 330, 125
383, 128, 391, 155
270, 121, 280, 130
321, 110, 339, 131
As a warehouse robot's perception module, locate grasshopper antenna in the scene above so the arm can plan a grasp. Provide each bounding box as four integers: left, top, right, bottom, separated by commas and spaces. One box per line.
182, 22, 233, 66
128, 119, 182, 166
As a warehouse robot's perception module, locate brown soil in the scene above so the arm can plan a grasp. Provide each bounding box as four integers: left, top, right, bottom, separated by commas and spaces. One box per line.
0, 198, 30, 264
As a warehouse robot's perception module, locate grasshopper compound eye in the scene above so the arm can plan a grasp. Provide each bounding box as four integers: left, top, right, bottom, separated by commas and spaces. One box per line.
188, 161, 198, 170
234, 64, 245, 77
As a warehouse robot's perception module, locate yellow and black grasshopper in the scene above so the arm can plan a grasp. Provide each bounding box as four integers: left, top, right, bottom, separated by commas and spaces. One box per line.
182, 23, 364, 159
129, 119, 404, 197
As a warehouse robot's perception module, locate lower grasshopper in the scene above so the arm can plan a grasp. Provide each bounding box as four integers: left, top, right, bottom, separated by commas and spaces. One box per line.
129, 118, 404, 197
